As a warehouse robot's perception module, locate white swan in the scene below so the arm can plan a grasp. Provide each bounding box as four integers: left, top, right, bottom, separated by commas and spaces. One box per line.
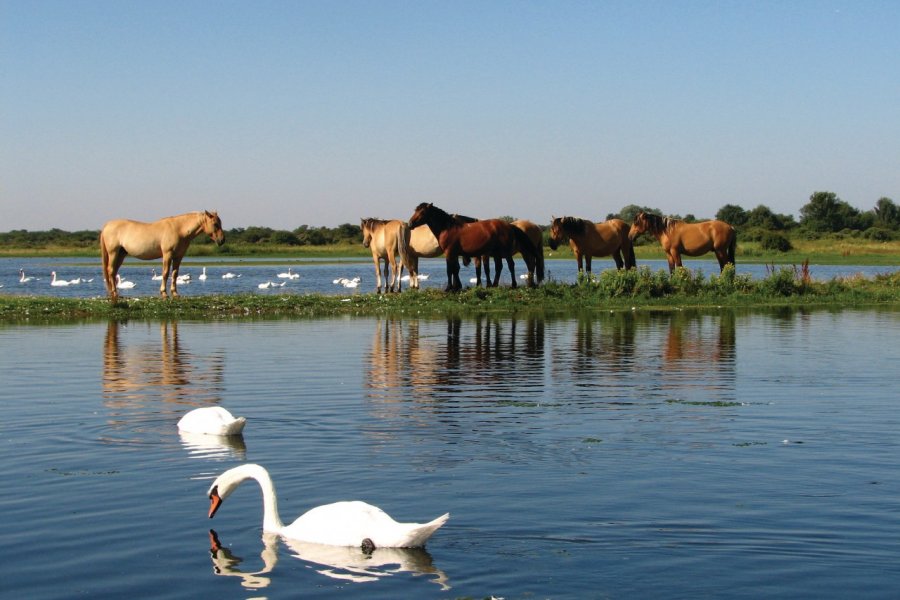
417, 274, 429, 281
19, 269, 36, 283
50, 271, 71, 286
176, 273, 191, 284
198, 267, 208, 281
207, 464, 449, 548
222, 272, 240, 279
115, 274, 136, 289
258, 281, 285, 289
151, 269, 163, 281
178, 406, 246, 436
277, 267, 299, 279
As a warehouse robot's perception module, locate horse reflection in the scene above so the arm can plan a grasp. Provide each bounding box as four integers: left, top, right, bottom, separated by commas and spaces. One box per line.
102, 321, 225, 432
366, 316, 545, 404
208, 529, 449, 590
663, 311, 736, 365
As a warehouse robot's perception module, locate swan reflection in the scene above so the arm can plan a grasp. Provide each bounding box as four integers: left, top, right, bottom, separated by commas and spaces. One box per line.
179, 431, 246, 460
208, 530, 449, 590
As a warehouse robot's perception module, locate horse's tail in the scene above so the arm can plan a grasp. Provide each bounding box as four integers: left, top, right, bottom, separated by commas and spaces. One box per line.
511, 226, 542, 284
397, 221, 414, 282
727, 227, 737, 266
99, 229, 112, 296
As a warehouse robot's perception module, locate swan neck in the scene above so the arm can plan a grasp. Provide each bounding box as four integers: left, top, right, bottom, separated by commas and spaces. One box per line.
250, 467, 284, 532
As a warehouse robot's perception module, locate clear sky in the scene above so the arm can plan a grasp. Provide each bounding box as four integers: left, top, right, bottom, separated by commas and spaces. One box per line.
2, 0, 899, 231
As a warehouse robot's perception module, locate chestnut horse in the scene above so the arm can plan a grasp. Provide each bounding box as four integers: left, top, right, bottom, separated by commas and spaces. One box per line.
405, 214, 491, 289
100, 211, 224, 301
361, 218, 413, 293
408, 203, 538, 291
628, 212, 736, 272
548, 216, 635, 273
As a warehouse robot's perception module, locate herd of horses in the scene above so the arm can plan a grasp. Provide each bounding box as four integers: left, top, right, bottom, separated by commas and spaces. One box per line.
97, 207, 737, 300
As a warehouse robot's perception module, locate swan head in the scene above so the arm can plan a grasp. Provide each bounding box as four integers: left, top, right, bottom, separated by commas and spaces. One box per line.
207, 463, 268, 519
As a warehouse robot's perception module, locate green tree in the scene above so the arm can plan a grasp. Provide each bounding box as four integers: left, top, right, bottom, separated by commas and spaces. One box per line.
799, 191, 863, 232
716, 204, 748, 226
873, 197, 899, 229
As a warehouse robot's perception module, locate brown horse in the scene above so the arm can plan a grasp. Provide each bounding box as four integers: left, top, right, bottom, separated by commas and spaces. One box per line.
405, 214, 493, 288
361, 218, 413, 293
548, 216, 636, 273
100, 211, 224, 301
628, 212, 736, 272
480, 219, 545, 286
408, 203, 538, 291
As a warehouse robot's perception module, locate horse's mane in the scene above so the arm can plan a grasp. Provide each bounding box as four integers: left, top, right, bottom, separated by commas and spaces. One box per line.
452, 213, 478, 224
361, 217, 388, 229
638, 212, 669, 234
558, 216, 588, 235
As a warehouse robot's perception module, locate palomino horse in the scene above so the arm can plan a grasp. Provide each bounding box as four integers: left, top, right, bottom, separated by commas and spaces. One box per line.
628, 211, 736, 272
408, 203, 539, 291
100, 211, 224, 301
548, 216, 636, 273
361, 218, 413, 293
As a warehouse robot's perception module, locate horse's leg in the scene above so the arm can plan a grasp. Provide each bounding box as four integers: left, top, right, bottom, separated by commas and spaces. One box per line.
613, 250, 624, 269
715, 249, 728, 272
667, 252, 677, 273
444, 257, 455, 292
170, 253, 186, 298
474, 257, 483, 287
372, 254, 381, 293
584, 255, 592, 275
388, 254, 399, 293
451, 258, 462, 291
109, 248, 127, 301
381, 259, 390, 293
492, 256, 502, 287
409, 255, 419, 289
506, 256, 516, 288
576, 252, 584, 274
160, 254, 173, 298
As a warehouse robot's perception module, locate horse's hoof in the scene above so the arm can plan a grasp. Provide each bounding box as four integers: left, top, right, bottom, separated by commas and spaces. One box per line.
361, 538, 376, 554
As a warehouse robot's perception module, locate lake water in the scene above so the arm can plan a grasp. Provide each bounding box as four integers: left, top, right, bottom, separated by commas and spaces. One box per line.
3, 256, 899, 298
2, 308, 899, 598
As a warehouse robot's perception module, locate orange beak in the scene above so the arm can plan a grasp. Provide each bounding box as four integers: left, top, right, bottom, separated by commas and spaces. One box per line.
208, 488, 223, 519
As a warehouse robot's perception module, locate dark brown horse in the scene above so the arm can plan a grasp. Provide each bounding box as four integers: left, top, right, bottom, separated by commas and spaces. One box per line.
408, 203, 539, 291
628, 212, 736, 272
548, 217, 636, 273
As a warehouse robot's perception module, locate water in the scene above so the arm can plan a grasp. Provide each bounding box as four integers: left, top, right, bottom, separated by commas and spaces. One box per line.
3, 256, 898, 298
1, 308, 899, 598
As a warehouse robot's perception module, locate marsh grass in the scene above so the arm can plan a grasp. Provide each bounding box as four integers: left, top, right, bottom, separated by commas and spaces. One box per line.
2, 266, 898, 323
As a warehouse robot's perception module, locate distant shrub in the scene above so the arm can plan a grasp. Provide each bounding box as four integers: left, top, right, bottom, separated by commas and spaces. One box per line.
863, 227, 896, 241
759, 232, 793, 252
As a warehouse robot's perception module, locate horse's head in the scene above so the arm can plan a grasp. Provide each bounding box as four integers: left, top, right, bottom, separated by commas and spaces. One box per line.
203, 211, 225, 246
408, 203, 433, 229
628, 211, 653, 241
548, 217, 565, 250
360, 219, 373, 248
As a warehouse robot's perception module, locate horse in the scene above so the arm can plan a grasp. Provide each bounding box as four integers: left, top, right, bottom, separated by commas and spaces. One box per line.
100, 211, 224, 302
628, 211, 736, 273
405, 214, 490, 289
407, 203, 539, 291
361, 218, 413, 293
548, 216, 636, 274
478, 219, 545, 287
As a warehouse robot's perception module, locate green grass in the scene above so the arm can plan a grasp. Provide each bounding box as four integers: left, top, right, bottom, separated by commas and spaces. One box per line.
2, 266, 898, 323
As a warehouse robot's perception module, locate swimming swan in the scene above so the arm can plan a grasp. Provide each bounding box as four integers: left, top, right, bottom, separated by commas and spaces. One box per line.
115, 274, 136, 289
207, 464, 449, 548
178, 406, 246, 436
277, 267, 299, 279
50, 271, 71, 286
198, 267, 208, 281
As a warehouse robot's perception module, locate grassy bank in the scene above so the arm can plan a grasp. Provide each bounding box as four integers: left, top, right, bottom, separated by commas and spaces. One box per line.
2, 266, 897, 323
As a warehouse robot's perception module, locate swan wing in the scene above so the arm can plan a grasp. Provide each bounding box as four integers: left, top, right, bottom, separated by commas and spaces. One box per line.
178, 407, 246, 435
282, 501, 448, 548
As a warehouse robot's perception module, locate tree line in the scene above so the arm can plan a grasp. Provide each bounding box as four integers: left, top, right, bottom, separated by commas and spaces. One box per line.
2, 191, 897, 250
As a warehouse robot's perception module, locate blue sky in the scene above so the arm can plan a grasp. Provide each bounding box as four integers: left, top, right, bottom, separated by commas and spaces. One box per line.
2, 0, 899, 231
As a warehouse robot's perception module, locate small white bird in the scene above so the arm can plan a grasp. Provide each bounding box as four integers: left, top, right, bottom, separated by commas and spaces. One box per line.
222, 272, 239, 279
341, 278, 360, 289
417, 274, 429, 281
151, 269, 163, 281
198, 267, 208, 281
115, 274, 136, 289
178, 406, 246, 436
19, 269, 36, 283
469, 277, 478, 284
176, 273, 191, 284
278, 267, 299, 279
258, 281, 285, 289
207, 464, 449, 548
50, 272, 71, 287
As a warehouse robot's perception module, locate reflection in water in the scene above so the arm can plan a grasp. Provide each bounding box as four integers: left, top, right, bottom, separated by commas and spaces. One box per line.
208, 530, 449, 590
101, 321, 226, 441
367, 310, 738, 410
178, 431, 247, 461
